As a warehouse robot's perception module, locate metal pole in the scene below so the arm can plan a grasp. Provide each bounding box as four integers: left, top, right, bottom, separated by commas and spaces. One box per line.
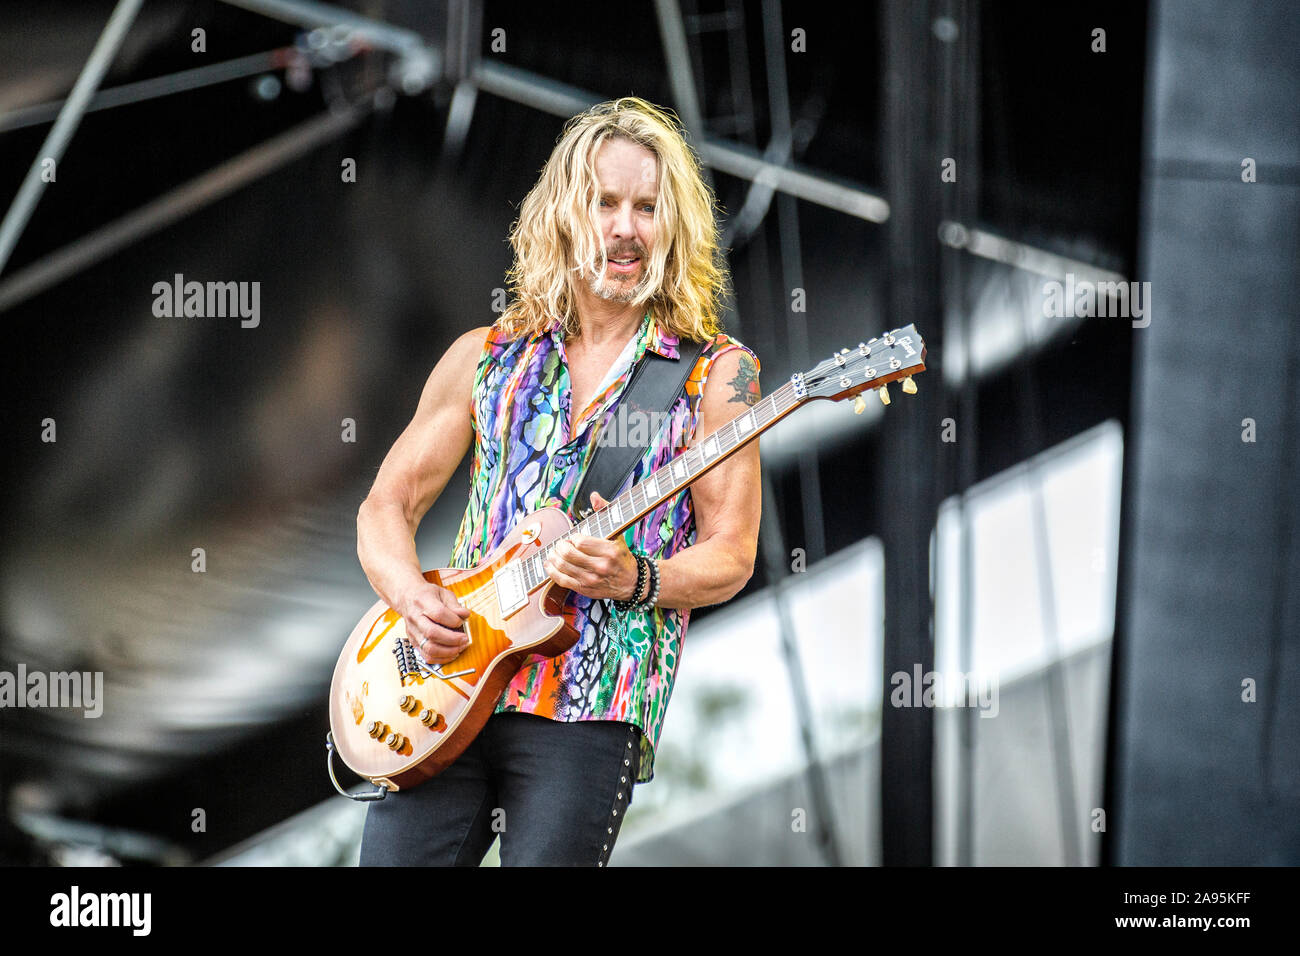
762, 0, 825, 570
472, 60, 890, 223
0, 50, 289, 135
0, 102, 371, 314
946, 0, 982, 871
0, 0, 144, 276
880, 0, 941, 867
220, 0, 427, 57
653, 0, 708, 140
756, 467, 844, 866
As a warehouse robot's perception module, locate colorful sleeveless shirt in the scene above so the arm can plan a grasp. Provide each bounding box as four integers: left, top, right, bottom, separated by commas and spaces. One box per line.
446, 311, 759, 783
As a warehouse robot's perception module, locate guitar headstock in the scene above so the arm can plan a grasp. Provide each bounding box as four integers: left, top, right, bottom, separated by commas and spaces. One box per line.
791, 324, 927, 412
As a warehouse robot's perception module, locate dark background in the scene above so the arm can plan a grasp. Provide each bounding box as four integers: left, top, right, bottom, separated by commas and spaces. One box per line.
0, 0, 1293, 866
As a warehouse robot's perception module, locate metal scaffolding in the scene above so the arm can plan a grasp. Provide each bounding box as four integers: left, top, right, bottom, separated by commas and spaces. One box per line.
0, 0, 1133, 867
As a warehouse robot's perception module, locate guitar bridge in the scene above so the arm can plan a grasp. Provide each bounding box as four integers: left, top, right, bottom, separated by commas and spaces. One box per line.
393, 634, 475, 683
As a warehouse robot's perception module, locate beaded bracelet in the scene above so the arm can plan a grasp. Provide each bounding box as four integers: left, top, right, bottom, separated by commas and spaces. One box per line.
612, 552, 649, 613
638, 555, 661, 610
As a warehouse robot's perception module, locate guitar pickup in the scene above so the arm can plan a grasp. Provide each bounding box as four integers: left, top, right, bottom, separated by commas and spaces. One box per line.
495, 563, 527, 616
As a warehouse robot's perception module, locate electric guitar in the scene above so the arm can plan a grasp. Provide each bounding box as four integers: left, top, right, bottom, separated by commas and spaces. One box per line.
326, 325, 927, 799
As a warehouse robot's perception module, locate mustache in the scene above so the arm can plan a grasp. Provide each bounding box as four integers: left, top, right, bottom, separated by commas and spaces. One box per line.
602, 246, 646, 260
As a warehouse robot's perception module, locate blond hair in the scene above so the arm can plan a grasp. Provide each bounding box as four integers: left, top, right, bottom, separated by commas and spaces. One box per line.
495, 97, 729, 343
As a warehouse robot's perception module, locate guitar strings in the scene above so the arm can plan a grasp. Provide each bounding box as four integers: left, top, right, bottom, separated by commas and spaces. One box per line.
431, 379, 806, 620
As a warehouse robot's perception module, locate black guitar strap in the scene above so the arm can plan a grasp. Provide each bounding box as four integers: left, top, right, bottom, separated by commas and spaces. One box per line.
573, 336, 710, 519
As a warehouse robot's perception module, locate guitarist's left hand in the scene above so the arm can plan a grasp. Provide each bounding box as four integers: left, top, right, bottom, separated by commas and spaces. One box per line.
543, 492, 641, 602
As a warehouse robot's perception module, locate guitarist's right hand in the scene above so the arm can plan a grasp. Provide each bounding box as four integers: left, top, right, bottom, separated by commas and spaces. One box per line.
397, 583, 473, 666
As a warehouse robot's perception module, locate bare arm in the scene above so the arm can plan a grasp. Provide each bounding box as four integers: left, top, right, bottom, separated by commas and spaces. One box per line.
652, 347, 762, 608
541, 347, 762, 609
356, 325, 491, 662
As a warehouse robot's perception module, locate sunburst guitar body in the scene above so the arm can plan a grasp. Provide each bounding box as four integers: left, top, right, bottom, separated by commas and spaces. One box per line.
328, 507, 578, 793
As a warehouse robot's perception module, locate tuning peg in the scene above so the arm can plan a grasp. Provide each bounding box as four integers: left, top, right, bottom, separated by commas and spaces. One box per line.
853, 394, 867, 415
902, 375, 917, 395
878, 385, 891, 406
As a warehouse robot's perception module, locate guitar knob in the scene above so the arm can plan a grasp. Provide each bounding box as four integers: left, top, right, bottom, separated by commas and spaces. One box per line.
878, 385, 891, 406
398, 695, 420, 714
853, 395, 867, 415
385, 732, 406, 751
367, 720, 388, 739
419, 708, 440, 727
902, 375, 918, 395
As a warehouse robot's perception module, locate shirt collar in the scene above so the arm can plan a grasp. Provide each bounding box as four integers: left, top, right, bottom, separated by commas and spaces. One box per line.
646, 314, 681, 360
544, 315, 561, 351
545, 312, 681, 361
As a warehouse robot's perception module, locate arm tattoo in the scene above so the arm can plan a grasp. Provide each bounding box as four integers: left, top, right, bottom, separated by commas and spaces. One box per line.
726, 354, 761, 406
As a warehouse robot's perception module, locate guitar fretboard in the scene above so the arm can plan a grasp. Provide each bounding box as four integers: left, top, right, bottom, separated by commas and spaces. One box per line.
514, 381, 800, 593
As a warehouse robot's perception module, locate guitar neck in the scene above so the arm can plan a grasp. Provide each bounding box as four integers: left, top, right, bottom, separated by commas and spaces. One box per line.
510, 324, 927, 594
510, 384, 799, 597
571, 381, 800, 544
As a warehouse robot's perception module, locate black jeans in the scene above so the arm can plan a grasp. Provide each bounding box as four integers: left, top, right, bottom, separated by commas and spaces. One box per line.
358, 711, 640, 867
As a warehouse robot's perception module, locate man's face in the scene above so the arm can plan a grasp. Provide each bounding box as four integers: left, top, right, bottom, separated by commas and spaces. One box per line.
583, 137, 659, 303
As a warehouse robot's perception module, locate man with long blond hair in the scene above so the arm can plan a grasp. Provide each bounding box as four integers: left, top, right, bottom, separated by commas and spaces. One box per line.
356, 97, 762, 866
